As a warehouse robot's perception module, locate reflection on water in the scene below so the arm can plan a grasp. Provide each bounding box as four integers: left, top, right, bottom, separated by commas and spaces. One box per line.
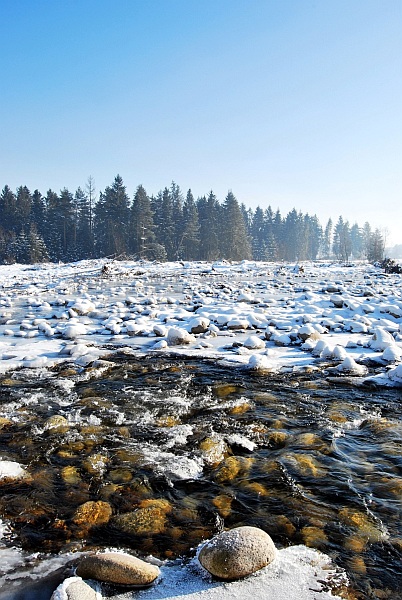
0, 355, 401, 599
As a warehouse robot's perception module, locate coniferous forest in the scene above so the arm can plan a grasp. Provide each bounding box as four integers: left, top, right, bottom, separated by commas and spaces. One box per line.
0, 175, 386, 265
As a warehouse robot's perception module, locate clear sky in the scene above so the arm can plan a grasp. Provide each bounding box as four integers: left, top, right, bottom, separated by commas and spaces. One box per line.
1, 0, 401, 245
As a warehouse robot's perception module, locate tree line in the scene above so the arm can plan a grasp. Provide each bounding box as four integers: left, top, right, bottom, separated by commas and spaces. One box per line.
0, 175, 385, 265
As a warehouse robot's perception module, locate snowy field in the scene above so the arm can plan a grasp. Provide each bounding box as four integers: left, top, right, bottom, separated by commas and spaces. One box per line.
1, 258, 402, 600
0, 258, 401, 385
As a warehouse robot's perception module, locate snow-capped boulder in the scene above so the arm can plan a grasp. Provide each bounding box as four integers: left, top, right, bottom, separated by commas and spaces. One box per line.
369, 328, 395, 351
381, 345, 402, 363
248, 354, 276, 372
336, 356, 367, 375
153, 324, 168, 337
188, 317, 210, 334
243, 335, 265, 350
167, 327, 196, 346
387, 363, 402, 384
51, 577, 101, 600
63, 323, 87, 340
198, 526, 277, 580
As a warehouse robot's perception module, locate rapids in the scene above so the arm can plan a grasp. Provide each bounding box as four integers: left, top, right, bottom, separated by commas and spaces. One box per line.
0, 355, 401, 599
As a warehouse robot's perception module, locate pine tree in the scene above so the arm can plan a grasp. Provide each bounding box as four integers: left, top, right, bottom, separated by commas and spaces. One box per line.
94, 175, 130, 257
303, 214, 322, 261
283, 208, 304, 261
333, 216, 352, 262
250, 206, 266, 260
350, 223, 363, 259
0, 186, 17, 232
44, 189, 62, 261
170, 181, 184, 259
322, 219, 333, 258
181, 189, 200, 260
129, 184, 155, 258
15, 186, 32, 234
367, 229, 385, 262
264, 206, 278, 261
31, 190, 46, 237
197, 192, 221, 260
221, 191, 251, 260
27, 224, 48, 263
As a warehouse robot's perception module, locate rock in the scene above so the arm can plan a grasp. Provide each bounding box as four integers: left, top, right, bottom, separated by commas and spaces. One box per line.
51, 577, 101, 600
199, 435, 229, 467
72, 500, 112, 528
167, 327, 195, 345
243, 335, 265, 350
62, 323, 88, 339
112, 500, 171, 535
44, 415, 69, 431
76, 552, 160, 586
227, 318, 249, 330
198, 526, 276, 580
188, 316, 210, 334
153, 324, 168, 337
369, 327, 396, 351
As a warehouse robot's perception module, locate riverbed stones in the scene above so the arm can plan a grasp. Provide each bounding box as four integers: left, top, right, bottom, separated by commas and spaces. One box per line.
112, 499, 172, 536
198, 526, 277, 580
71, 500, 112, 528
75, 552, 160, 586
44, 415, 69, 431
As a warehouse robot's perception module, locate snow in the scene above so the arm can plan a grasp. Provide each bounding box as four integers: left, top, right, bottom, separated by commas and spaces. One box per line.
0, 459, 27, 480
0, 259, 401, 388
1, 258, 401, 598
0, 545, 348, 600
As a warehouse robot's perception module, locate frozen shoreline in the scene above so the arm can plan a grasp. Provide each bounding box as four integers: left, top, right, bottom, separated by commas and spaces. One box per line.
0, 258, 401, 385
1, 258, 401, 599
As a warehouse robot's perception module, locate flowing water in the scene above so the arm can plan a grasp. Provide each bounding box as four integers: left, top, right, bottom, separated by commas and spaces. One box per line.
0, 355, 401, 599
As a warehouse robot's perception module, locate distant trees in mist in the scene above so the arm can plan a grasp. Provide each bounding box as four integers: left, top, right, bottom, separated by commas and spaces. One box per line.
0, 175, 386, 265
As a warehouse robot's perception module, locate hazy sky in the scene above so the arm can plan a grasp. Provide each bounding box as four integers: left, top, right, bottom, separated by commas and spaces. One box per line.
1, 0, 401, 244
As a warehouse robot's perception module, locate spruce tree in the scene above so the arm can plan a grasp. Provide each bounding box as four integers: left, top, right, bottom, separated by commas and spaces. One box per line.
94, 175, 130, 257
130, 184, 155, 258
221, 191, 251, 260
181, 189, 200, 260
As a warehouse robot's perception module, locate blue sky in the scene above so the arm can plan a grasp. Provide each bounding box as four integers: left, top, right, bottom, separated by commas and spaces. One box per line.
1, 0, 401, 244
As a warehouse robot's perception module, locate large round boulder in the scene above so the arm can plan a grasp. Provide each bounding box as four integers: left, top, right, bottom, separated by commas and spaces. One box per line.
198, 526, 276, 580
76, 552, 160, 586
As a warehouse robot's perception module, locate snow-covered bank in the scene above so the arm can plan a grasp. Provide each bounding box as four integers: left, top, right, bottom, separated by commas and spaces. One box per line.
0, 544, 348, 600
0, 258, 401, 386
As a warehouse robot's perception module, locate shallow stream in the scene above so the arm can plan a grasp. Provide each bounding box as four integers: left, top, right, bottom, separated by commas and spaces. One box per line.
0, 355, 401, 599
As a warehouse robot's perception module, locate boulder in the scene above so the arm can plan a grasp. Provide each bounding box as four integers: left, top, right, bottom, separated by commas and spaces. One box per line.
112, 501, 171, 536
167, 327, 195, 345
198, 526, 276, 580
71, 500, 112, 528
188, 317, 210, 334
76, 552, 160, 586
51, 577, 101, 600
243, 335, 265, 350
